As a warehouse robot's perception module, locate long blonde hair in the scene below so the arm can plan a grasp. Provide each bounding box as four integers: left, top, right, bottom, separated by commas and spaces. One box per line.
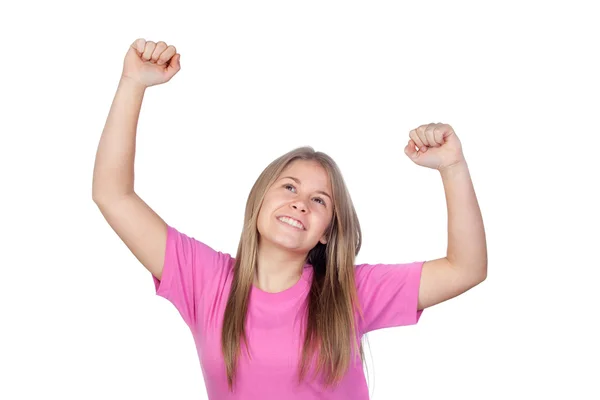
221, 146, 366, 391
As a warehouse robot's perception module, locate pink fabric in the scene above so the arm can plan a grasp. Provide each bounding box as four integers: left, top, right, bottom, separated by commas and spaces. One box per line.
153, 225, 424, 399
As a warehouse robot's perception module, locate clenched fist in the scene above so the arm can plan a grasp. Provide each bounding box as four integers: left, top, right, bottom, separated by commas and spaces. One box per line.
122, 38, 181, 88
404, 123, 465, 171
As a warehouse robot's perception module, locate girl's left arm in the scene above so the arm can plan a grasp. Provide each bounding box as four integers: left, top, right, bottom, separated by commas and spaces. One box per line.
404, 123, 487, 310
417, 161, 488, 310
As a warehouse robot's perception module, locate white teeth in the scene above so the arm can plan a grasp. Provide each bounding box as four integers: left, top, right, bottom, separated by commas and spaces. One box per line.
278, 216, 304, 230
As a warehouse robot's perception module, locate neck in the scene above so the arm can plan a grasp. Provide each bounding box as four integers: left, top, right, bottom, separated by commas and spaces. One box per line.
254, 238, 307, 293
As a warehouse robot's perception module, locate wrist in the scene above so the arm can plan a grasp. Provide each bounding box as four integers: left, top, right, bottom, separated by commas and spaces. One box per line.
439, 159, 468, 176
120, 75, 148, 92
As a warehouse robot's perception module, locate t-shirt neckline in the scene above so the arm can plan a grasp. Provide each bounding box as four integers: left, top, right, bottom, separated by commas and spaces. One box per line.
250, 264, 313, 302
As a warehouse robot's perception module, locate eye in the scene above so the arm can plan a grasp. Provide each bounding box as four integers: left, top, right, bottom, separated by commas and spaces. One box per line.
283, 183, 326, 206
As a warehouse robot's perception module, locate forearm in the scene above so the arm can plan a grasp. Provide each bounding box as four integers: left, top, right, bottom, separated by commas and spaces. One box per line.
92, 76, 147, 202
440, 161, 487, 279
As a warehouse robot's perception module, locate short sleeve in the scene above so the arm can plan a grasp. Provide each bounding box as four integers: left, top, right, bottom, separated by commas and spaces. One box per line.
152, 225, 233, 328
355, 261, 425, 334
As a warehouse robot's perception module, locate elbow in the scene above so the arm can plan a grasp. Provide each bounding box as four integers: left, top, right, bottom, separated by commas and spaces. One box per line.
92, 189, 130, 206
477, 264, 488, 283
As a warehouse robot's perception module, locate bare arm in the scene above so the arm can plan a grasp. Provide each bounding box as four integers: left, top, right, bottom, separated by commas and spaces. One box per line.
92, 76, 146, 200
404, 123, 487, 311
92, 75, 167, 280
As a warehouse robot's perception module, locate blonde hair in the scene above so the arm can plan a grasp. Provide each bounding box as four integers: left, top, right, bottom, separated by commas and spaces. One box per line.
221, 146, 366, 391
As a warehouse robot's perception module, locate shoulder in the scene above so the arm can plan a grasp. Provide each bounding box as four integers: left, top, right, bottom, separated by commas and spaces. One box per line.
354, 261, 424, 287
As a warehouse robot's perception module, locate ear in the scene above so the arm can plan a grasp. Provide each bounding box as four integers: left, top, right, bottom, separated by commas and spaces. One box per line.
319, 235, 327, 245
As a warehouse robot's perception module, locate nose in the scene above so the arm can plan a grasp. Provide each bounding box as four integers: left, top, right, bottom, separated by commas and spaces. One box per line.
291, 201, 307, 213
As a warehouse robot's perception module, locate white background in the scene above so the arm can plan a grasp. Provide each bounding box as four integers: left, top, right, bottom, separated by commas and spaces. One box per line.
1, 1, 599, 399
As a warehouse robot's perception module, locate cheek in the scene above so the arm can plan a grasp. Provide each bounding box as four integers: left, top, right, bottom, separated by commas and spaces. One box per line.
313, 208, 332, 230
256, 208, 268, 237
257, 199, 276, 226
324, 210, 334, 229
262, 193, 287, 213
257, 203, 269, 222
259, 198, 274, 215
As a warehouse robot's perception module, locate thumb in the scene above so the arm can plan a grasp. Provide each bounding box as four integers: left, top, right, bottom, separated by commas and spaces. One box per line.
166, 53, 181, 75
404, 139, 420, 161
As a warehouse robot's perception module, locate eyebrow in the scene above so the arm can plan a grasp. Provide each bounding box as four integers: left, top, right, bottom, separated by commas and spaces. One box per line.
280, 176, 332, 201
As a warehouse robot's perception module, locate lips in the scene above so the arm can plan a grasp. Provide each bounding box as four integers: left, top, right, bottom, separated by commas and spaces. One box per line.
276, 215, 306, 230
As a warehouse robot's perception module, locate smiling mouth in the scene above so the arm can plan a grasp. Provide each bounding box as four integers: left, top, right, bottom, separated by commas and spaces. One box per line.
277, 216, 305, 230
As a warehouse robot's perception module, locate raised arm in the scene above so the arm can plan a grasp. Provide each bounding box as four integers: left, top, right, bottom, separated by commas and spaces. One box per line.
92, 39, 181, 280
404, 123, 487, 310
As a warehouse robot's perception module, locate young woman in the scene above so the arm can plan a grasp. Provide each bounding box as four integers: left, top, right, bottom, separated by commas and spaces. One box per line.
92, 38, 487, 399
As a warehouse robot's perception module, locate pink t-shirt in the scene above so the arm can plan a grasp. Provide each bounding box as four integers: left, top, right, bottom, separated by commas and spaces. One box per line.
152, 225, 424, 399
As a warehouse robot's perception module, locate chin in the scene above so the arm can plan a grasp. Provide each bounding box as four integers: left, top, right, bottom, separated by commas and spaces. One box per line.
259, 231, 306, 252
271, 236, 305, 251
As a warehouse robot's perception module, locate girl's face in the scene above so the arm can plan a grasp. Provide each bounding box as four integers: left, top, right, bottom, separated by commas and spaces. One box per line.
257, 159, 334, 254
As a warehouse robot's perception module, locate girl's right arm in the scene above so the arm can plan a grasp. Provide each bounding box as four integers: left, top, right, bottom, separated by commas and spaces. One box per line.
92, 39, 181, 281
